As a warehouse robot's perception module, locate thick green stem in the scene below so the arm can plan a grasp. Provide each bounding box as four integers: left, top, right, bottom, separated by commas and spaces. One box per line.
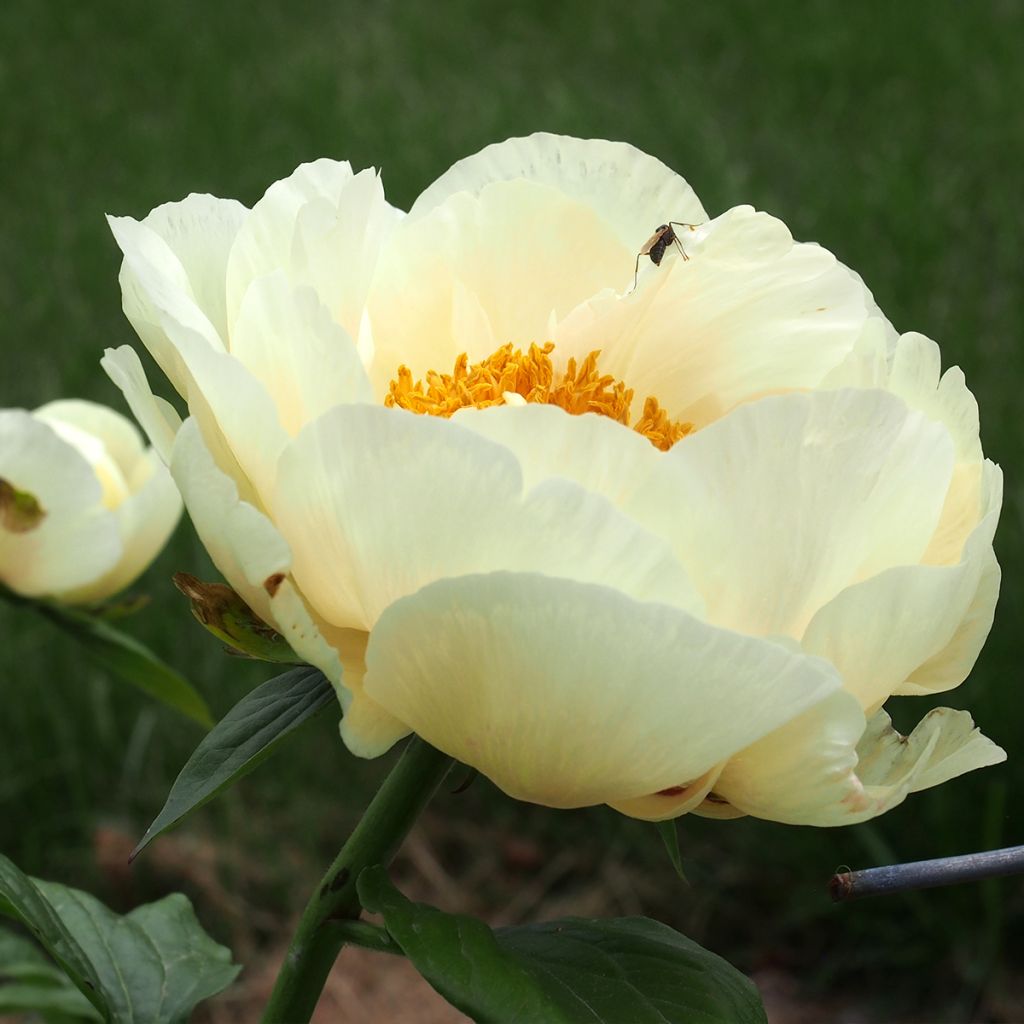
261, 737, 452, 1023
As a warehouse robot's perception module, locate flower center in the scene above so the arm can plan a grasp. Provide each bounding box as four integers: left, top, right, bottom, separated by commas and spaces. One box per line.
385, 342, 692, 451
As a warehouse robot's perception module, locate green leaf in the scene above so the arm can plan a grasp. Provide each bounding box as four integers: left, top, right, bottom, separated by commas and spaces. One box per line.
133, 666, 334, 859
0, 929, 101, 1020
359, 867, 766, 1024
0, 855, 239, 1024
655, 820, 688, 881
37, 602, 212, 727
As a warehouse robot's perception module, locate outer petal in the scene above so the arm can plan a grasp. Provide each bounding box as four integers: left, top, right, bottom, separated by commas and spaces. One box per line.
715, 698, 1004, 826
556, 206, 880, 424
169, 418, 289, 624
137, 194, 248, 344
168, 418, 403, 743
409, 133, 708, 249
801, 461, 1002, 710
225, 158, 352, 315
225, 160, 400, 342
101, 346, 182, 464
661, 389, 955, 639
362, 572, 842, 807
135, 319, 289, 506
366, 181, 633, 396
887, 333, 982, 463
608, 763, 725, 822
270, 405, 702, 632
0, 411, 121, 598
109, 213, 226, 395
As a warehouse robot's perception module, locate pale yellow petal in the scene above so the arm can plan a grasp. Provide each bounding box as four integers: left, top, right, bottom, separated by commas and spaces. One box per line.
139, 194, 248, 343
802, 463, 1001, 709
366, 181, 632, 396
100, 346, 182, 464
556, 206, 880, 422
662, 389, 954, 639
270, 405, 701, 631
363, 572, 841, 807
409, 133, 707, 250
715, 700, 1004, 826
0, 411, 121, 599
229, 271, 373, 436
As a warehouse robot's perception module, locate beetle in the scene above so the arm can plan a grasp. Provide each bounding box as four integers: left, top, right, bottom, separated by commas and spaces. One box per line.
633, 221, 701, 290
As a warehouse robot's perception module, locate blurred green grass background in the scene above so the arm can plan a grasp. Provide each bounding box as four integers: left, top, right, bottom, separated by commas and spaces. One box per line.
1, 1, 1022, 1020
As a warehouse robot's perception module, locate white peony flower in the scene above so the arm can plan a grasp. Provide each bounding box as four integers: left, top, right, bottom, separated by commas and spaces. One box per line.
0, 400, 182, 604
103, 134, 1003, 826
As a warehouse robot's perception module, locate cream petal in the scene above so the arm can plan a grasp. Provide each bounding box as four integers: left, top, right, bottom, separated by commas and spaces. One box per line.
802, 462, 1001, 709
664, 389, 954, 639
608, 763, 725, 822
817, 316, 897, 390
64, 450, 182, 604
157, 323, 289, 504
109, 214, 225, 396
556, 207, 879, 423
263, 592, 409, 758
362, 572, 842, 806
887, 333, 982, 463
167, 419, 398, 743
922, 462, 985, 566
714, 690, 865, 825
289, 168, 403, 339
225, 159, 400, 340
111, 216, 289, 500
229, 271, 373, 435
451, 404, 697, 568
898, 550, 1001, 697
270, 405, 701, 632
712, 692, 999, 827
452, 404, 663, 501
168, 418, 289, 624
101, 346, 183, 464
34, 399, 145, 477
138, 194, 248, 344
715, 700, 1004, 826
0, 411, 121, 599
855, 708, 1005, 797
366, 181, 633, 396
409, 133, 707, 251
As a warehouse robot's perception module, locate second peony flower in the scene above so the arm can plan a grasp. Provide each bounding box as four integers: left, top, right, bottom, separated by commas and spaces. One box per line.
103, 133, 1004, 826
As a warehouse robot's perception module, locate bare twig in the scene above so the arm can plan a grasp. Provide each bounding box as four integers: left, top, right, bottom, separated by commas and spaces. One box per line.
829, 845, 1024, 902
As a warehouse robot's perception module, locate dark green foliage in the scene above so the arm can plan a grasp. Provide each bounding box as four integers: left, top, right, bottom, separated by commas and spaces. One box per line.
132, 666, 333, 858
0, 855, 238, 1023
359, 866, 766, 1023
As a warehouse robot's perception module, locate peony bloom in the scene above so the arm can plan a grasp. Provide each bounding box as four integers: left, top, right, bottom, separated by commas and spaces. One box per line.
103, 134, 1003, 825
0, 400, 181, 603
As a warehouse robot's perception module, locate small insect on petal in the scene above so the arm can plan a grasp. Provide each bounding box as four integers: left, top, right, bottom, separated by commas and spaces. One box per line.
632, 221, 704, 291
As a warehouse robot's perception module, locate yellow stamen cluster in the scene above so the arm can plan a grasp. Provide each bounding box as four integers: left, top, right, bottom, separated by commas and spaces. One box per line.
386, 342, 692, 451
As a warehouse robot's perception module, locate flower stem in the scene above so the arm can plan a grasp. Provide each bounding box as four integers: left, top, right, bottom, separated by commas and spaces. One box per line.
261, 737, 452, 1023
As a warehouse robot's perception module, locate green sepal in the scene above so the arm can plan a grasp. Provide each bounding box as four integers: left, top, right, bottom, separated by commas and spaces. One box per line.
0, 478, 46, 532
655, 820, 688, 881
173, 572, 299, 663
